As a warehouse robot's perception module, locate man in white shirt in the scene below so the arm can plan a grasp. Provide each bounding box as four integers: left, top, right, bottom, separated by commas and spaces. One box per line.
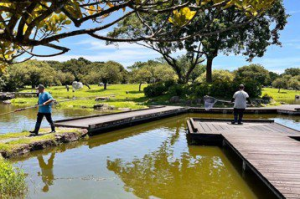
231, 84, 251, 124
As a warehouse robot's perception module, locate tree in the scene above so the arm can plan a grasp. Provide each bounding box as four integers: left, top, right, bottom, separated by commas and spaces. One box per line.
131, 67, 152, 92
0, 0, 275, 68
0, 77, 5, 91
99, 62, 123, 90
268, 71, 280, 85
189, 64, 206, 83
107, 1, 279, 83
61, 57, 92, 81
153, 64, 177, 83
56, 70, 75, 85
283, 68, 300, 77
198, 0, 287, 82
197, 70, 234, 83
1, 60, 57, 91
234, 64, 270, 86
108, 14, 205, 84
288, 75, 300, 90
272, 77, 288, 93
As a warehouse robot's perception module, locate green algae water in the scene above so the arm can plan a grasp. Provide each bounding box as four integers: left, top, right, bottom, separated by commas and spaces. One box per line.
1, 103, 299, 199
7, 113, 299, 199
0, 104, 100, 134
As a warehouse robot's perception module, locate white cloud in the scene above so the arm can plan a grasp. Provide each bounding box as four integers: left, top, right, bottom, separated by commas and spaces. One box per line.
37, 38, 188, 67
76, 39, 146, 50
36, 48, 161, 67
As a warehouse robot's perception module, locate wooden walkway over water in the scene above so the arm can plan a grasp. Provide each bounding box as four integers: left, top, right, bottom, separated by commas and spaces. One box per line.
190, 105, 300, 115
54, 105, 300, 133
187, 118, 300, 199
55, 106, 187, 133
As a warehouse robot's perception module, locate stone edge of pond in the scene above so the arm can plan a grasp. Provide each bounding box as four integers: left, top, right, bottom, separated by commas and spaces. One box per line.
0, 128, 88, 159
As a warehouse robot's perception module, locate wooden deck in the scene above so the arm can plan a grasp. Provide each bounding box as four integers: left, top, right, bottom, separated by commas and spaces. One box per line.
190, 105, 300, 115
55, 106, 187, 133
187, 118, 300, 199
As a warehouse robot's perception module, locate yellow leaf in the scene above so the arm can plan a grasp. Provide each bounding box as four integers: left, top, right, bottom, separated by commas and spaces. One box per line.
88, 5, 95, 15
107, 2, 114, 8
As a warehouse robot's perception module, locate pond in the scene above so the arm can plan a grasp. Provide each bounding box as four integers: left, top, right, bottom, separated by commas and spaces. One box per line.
0, 104, 101, 134
2, 107, 298, 198
0, 104, 299, 199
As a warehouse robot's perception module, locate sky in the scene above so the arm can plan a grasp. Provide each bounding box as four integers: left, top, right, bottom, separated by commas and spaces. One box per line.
35, 0, 300, 73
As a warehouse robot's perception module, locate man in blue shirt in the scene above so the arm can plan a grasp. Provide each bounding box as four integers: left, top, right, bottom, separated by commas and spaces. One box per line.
30, 84, 56, 135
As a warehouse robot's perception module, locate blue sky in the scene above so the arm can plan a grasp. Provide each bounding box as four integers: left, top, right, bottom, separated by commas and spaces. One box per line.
35, 0, 300, 73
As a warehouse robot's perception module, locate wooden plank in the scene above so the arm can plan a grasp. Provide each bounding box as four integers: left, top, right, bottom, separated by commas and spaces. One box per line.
55, 106, 187, 129
187, 119, 300, 199
200, 123, 212, 132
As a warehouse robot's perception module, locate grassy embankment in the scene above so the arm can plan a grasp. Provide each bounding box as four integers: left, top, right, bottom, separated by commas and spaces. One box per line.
0, 128, 87, 198
0, 128, 84, 156
12, 84, 149, 110
262, 88, 299, 105
10, 85, 299, 109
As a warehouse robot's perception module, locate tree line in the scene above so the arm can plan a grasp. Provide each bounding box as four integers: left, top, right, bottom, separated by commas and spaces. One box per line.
0, 56, 298, 94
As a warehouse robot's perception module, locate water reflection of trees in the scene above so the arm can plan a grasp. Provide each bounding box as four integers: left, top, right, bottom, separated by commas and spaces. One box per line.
107, 128, 250, 199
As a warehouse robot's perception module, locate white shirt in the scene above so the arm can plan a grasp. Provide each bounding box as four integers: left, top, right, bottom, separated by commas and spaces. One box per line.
233, 90, 249, 109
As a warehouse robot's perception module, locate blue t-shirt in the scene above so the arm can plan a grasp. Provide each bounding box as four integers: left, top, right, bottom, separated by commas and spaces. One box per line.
38, 92, 53, 113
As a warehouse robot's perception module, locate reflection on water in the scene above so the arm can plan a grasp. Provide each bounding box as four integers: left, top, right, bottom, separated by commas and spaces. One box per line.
0, 104, 100, 133
2, 102, 298, 198
106, 136, 256, 199
37, 153, 55, 192
9, 114, 297, 198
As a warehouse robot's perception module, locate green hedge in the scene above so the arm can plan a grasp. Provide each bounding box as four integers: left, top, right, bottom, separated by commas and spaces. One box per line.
144, 80, 261, 99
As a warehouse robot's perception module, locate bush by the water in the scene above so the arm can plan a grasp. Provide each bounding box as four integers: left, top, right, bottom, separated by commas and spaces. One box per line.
144, 80, 261, 99
144, 82, 169, 97
0, 160, 27, 198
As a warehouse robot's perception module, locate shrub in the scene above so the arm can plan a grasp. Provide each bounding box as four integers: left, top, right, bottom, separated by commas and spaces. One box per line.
196, 69, 234, 83
0, 160, 27, 198
234, 80, 262, 98
234, 64, 270, 86
164, 80, 176, 88
168, 84, 187, 96
144, 83, 168, 97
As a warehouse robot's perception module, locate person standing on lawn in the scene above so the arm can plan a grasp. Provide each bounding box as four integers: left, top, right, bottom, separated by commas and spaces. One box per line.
231, 84, 251, 125
30, 84, 56, 135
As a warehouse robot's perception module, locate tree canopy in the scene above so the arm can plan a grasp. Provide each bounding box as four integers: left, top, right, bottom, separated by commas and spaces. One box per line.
234, 64, 270, 86
107, 0, 286, 83
0, 0, 276, 70
199, 0, 287, 82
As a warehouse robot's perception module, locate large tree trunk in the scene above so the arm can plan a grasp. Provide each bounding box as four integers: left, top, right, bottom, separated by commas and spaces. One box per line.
104, 82, 107, 90
206, 57, 213, 83
278, 87, 281, 93
139, 83, 142, 92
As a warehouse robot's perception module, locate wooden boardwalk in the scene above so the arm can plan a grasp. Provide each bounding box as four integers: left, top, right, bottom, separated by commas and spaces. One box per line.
190, 105, 300, 115
187, 118, 300, 199
55, 106, 187, 133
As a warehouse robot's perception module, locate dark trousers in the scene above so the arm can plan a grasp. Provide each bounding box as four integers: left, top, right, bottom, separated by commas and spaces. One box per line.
34, 112, 55, 133
233, 108, 245, 123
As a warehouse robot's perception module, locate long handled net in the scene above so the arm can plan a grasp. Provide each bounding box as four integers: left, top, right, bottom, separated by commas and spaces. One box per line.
203, 96, 232, 111
0, 98, 75, 116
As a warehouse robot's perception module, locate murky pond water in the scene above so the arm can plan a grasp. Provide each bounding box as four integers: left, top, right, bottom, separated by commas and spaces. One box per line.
0, 104, 101, 134
1, 104, 299, 198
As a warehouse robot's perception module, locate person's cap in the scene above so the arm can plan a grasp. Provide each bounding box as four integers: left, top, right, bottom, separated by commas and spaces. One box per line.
36, 84, 45, 89
239, 84, 244, 88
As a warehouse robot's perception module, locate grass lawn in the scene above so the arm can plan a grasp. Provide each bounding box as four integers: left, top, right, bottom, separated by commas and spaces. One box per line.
10, 85, 299, 109
12, 84, 149, 110
262, 88, 299, 105
0, 128, 83, 153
